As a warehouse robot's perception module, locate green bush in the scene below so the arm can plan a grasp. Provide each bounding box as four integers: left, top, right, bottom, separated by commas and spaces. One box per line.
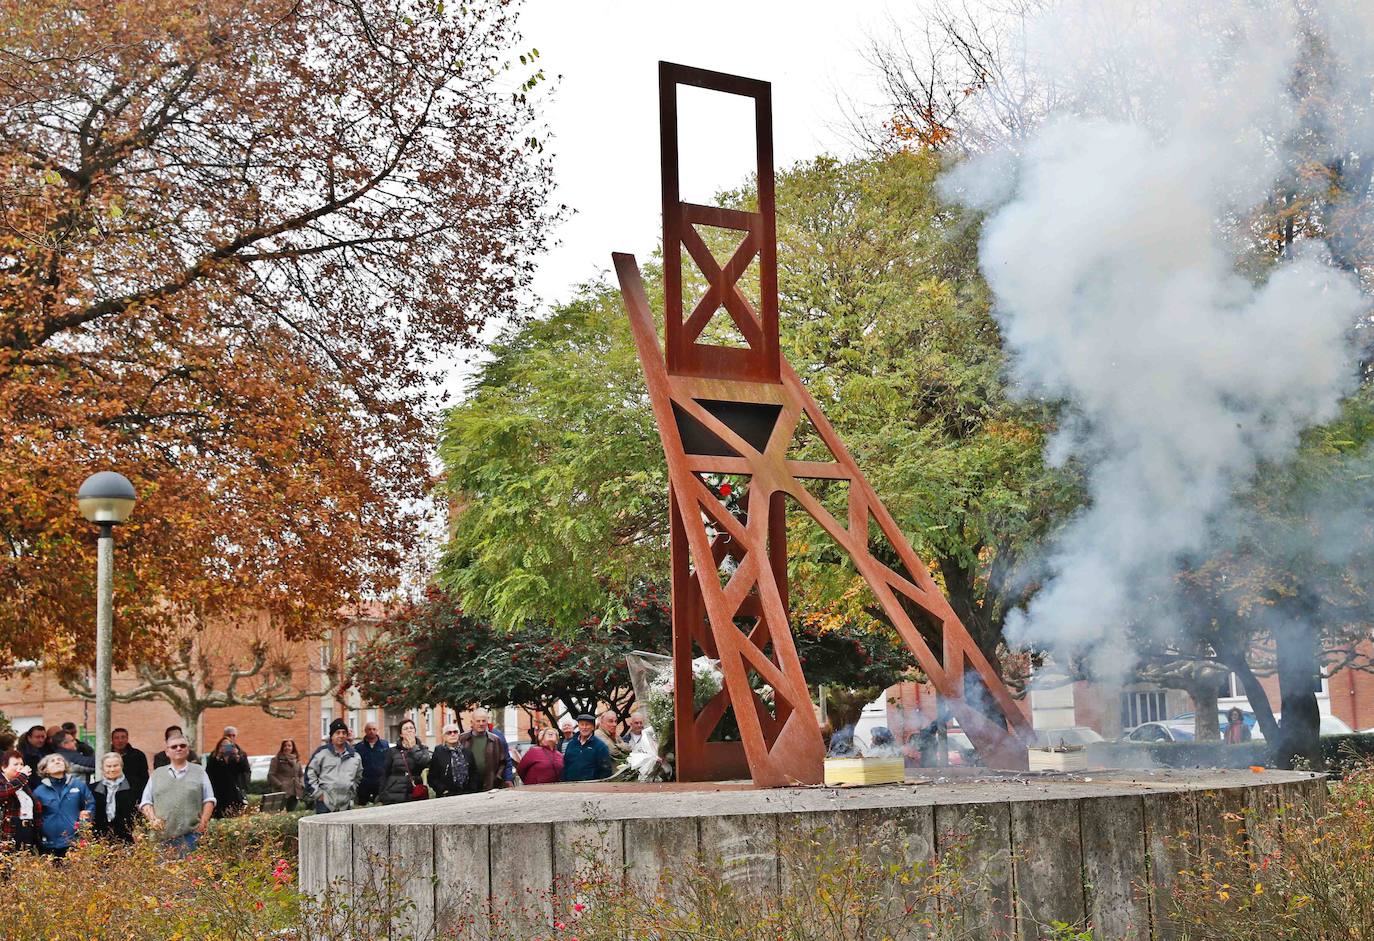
205, 808, 311, 855
1086, 740, 1270, 769
1319, 733, 1374, 777
1089, 733, 1374, 775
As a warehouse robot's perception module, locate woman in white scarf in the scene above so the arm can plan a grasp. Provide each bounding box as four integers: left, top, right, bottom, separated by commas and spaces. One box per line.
91, 752, 136, 843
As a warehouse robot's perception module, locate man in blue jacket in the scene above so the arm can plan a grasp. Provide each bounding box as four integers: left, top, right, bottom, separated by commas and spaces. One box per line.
560, 714, 612, 782
353, 720, 389, 805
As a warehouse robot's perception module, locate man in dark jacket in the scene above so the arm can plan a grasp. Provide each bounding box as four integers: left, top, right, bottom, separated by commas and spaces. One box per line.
110, 728, 149, 799
19, 725, 49, 771
353, 720, 390, 805
561, 714, 612, 782
49, 731, 95, 782
429, 723, 475, 797
60, 722, 95, 760
459, 709, 510, 792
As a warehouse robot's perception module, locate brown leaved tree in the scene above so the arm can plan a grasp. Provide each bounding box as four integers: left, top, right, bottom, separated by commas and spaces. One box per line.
0, 0, 552, 668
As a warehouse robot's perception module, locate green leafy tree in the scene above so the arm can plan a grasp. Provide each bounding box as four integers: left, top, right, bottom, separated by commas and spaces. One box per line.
349, 583, 918, 731
437, 290, 665, 633
438, 150, 1077, 672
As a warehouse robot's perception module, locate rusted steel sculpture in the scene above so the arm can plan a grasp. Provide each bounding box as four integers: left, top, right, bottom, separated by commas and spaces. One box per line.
613, 62, 1031, 786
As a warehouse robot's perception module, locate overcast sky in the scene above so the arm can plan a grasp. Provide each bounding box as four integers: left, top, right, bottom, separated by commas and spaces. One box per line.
442, 1, 901, 394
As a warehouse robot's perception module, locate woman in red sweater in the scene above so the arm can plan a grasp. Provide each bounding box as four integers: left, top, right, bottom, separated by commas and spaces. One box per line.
516, 728, 564, 785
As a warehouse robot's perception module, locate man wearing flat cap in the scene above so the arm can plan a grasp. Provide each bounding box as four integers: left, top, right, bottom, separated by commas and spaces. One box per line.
560, 714, 612, 782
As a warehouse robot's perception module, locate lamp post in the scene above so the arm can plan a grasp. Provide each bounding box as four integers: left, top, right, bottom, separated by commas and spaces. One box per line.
77, 471, 136, 758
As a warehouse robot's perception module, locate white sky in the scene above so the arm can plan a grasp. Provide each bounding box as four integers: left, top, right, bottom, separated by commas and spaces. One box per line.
442, 1, 902, 395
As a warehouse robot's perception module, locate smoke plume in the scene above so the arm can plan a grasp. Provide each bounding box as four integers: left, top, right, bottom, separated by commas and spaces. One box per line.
943, 0, 1371, 679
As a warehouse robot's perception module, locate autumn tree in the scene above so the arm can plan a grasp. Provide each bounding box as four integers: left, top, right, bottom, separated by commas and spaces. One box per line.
438, 150, 1075, 672
0, 0, 552, 668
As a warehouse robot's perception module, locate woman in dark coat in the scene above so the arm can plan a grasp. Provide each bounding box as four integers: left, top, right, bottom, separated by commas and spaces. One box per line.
379, 718, 431, 804
205, 735, 247, 818
90, 752, 137, 843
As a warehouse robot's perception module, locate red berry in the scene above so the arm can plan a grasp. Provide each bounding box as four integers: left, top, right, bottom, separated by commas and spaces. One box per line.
719, 483, 732, 497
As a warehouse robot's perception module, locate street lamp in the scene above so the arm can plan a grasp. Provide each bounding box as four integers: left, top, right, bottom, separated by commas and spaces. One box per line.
78, 471, 136, 758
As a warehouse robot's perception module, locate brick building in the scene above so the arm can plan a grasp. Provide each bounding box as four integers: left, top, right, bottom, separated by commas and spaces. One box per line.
1024, 654, 1374, 739
877, 650, 1374, 743
0, 609, 541, 759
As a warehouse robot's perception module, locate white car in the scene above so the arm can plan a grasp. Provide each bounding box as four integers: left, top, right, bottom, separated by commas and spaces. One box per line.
1033, 726, 1105, 748
1272, 713, 1353, 736
249, 755, 272, 784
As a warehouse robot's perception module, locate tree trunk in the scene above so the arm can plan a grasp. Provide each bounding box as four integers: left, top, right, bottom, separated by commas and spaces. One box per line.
182, 709, 202, 750
938, 557, 1002, 673
1221, 654, 1280, 743
1190, 681, 1221, 742
1272, 613, 1323, 770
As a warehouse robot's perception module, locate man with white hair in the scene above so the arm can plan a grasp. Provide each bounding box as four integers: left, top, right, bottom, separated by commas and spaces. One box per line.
595, 711, 629, 762
140, 731, 215, 855
557, 715, 576, 752
622, 712, 646, 747
458, 708, 510, 792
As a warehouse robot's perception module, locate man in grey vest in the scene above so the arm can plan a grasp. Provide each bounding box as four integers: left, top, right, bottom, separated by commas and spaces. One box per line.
139, 731, 215, 855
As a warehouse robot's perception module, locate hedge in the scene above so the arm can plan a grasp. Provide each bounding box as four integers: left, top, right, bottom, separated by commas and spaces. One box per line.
204, 808, 310, 854
1086, 732, 1374, 776
1086, 740, 1270, 770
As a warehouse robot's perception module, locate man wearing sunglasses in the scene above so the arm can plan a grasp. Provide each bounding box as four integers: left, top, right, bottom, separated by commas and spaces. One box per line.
139, 732, 216, 855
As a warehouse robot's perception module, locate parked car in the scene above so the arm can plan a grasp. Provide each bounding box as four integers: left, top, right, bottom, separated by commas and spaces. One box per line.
1033, 727, 1105, 749
1123, 721, 1196, 743
1169, 711, 1264, 741
1134, 712, 1353, 743
249, 755, 272, 784
1272, 713, 1354, 736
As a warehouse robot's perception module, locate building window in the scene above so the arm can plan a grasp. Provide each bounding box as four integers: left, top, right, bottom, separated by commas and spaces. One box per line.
1120, 690, 1167, 729
321, 703, 334, 742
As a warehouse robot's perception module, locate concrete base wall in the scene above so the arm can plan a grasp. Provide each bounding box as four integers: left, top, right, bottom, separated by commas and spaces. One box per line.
298, 769, 1325, 941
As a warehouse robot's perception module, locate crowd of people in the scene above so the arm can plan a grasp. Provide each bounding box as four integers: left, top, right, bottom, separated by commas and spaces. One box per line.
0, 721, 259, 858
300, 707, 634, 814
0, 706, 644, 856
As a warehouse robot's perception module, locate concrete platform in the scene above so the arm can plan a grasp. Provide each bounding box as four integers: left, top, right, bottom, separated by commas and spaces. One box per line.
298, 768, 1324, 940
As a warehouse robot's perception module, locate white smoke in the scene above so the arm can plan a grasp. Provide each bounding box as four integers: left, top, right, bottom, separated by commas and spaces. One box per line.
943, 0, 1369, 680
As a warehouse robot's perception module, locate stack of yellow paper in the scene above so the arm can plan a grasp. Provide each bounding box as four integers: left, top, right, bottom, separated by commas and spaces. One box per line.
823, 756, 906, 786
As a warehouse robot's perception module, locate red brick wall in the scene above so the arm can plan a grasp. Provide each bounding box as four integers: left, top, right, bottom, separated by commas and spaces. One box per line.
1327, 662, 1374, 732
0, 613, 383, 758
